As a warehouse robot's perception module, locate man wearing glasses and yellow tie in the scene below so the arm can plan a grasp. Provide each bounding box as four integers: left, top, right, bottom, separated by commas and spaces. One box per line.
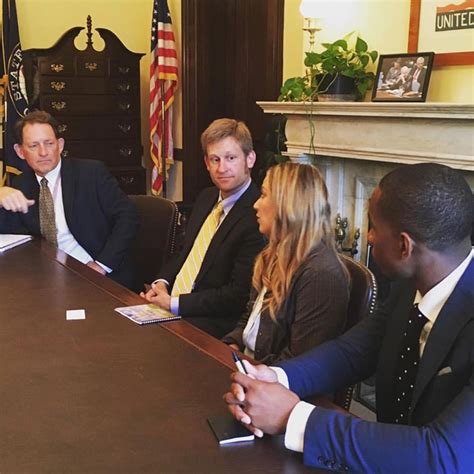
142, 118, 264, 338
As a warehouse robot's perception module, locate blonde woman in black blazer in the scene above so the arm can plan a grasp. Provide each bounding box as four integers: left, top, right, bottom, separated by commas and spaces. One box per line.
223, 162, 350, 364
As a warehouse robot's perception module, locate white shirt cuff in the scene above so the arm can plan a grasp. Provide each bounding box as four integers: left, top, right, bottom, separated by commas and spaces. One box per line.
153, 278, 169, 287
270, 366, 289, 388
170, 296, 179, 315
284, 401, 316, 453
95, 261, 112, 274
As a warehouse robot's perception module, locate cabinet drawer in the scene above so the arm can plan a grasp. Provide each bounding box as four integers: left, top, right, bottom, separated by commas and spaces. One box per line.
41, 95, 138, 115
62, 140, 142, 166
76, 57, 107, 77
109, 60, 138, 78
111, 167, 146, 195
40, 76, 139, 95
56, 117, 140, 140
38, 57, 75, 76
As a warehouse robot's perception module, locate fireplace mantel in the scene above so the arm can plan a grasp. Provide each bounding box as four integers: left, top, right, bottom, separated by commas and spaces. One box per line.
257, 102, 474, 171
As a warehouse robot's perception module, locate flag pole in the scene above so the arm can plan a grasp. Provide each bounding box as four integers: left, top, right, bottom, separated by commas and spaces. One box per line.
160, 81, 167, 198
1, 77, 6, 185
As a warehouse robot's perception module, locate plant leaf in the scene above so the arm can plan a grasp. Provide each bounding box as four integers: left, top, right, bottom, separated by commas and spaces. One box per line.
355, 37, 368, 54
357, 82, 368, 95
305, 52, 321, 66
343, 31, 355, 42
333, 39, 348, 50
342, 69, 355, 78
360, 55, 369, 67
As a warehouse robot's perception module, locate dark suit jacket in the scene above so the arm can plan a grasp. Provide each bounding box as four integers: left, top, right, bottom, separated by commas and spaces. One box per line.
159, 183, 265, 338
278, 258, 474, 473
404, 65, 427, 94
0, 158, 139, 288
222, 243, 349, 364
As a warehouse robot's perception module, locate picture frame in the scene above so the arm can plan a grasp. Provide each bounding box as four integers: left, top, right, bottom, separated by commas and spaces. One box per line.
408, 0, 474, 66
371, 52, 435, 102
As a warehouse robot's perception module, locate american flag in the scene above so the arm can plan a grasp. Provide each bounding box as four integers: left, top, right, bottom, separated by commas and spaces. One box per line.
150, 0, 178, 196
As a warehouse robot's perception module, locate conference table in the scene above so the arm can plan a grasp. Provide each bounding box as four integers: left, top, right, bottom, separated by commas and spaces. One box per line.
0, 239, 336, 473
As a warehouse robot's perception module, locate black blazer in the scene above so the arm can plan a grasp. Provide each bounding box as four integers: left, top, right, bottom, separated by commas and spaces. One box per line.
0, 158, 139, 288
159, 183, 265, 337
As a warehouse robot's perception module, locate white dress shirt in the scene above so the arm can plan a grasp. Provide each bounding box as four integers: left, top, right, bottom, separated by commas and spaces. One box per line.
277, 249, 473, 453
242, 286, 267, 357
37, 161, 111, 272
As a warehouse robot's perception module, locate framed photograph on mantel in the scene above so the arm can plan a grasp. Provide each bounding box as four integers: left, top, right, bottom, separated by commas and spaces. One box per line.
372, 52, 435, 102
408, 0, 474, 66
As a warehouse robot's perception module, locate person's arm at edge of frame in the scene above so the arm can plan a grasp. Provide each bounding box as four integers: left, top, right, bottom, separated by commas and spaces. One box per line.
226, 316, 474, 472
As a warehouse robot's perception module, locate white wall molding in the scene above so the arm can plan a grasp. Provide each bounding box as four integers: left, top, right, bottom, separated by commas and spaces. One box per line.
258, 101, 474, 171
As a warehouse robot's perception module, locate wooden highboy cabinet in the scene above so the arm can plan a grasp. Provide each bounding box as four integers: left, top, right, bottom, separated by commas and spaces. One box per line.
23, 17, 146, 194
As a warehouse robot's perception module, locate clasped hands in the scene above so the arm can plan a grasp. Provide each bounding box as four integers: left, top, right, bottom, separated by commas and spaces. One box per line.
140, 280, 172, 311
223, 360, 300, 437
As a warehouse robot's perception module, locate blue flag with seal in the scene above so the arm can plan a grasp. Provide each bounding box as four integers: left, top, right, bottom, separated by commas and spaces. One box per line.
2, 0, 29, 184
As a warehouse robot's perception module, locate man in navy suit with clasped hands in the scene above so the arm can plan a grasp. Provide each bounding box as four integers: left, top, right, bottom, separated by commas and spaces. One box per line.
225, 163, 474, 473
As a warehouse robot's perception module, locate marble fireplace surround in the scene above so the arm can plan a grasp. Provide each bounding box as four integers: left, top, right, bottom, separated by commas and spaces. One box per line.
257, 102, 474, 261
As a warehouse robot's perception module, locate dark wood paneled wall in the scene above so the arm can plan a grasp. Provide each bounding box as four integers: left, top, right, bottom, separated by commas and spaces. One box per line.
182, 0, 284, 202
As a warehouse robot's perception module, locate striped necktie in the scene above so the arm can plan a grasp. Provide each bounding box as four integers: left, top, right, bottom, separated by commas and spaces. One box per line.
171, 201, 224, 296
39, 178, 58, 246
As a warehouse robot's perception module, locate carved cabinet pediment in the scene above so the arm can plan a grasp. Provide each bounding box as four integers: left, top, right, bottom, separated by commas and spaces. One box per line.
23, 16, 146, 194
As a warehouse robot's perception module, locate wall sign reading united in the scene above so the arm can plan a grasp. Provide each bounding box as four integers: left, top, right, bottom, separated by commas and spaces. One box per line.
409, 0, 474, 65
435, 0, 474, 31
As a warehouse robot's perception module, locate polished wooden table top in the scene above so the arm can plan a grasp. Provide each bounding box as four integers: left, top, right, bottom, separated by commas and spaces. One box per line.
0, 240, 328, 473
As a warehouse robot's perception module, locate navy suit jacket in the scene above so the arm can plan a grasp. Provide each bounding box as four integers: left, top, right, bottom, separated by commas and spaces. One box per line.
159, 183, 265, 337
0, 158, 139, 288
278, 258, 474, 473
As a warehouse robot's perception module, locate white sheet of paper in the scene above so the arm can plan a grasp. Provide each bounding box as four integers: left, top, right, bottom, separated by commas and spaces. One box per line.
0, 234, 33, 252
66, 309, 86, 320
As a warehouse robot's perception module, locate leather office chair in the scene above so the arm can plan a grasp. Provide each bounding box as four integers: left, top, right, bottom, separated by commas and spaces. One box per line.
129, 195, 179, 292
333, 254, 378, 410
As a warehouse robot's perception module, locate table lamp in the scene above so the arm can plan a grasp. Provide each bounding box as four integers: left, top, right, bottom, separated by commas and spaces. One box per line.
299, 0, 322, 51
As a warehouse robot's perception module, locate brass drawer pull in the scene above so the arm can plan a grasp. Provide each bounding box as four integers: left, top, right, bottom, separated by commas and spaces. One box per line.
51, 101, 67, 111
119, 147, 133, 157
117, 83, 131, 92
50, 81, 66, 91
120, 176, 135, 185
118, 102, 131, 111
58, 124, 68, 133
118, 66, 130, 75
118, 124, 132, 133
50, 63, 64, 73
84, 62, 98, 71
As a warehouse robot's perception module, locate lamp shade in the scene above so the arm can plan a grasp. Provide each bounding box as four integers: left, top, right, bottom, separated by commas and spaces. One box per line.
299, 0, 321, 18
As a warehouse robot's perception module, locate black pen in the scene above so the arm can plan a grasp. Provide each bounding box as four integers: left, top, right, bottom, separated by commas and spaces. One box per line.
232, 351, 248, 375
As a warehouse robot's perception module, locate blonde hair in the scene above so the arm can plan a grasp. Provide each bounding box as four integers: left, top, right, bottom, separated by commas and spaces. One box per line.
200, 118, 253, 156
253, 162, 337, 319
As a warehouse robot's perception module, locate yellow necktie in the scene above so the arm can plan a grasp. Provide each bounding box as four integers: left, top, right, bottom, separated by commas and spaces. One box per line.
171, 201, 223, 296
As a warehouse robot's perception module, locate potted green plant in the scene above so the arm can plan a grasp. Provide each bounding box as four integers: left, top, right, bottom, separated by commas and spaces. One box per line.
279, 32, 378, 102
